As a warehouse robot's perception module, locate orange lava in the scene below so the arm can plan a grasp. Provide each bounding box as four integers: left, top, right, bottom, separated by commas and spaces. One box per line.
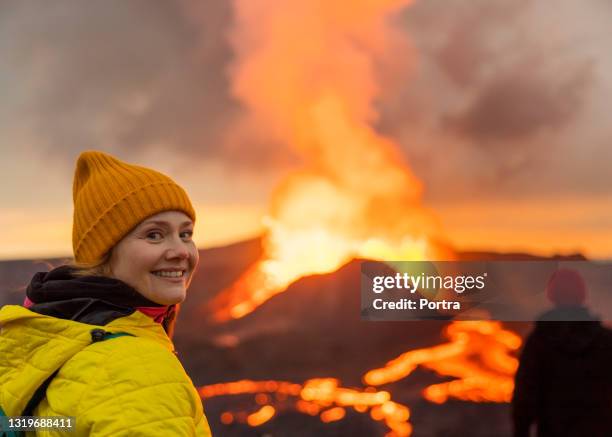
320, 406, 346, 423
198, 322, 522, 435
364, 321, 522, 403
220, 412, 234, 425
210, 0, 450, 322
199, 377, 412, 436
199, 380, 302, 398
247, 405, 276, 426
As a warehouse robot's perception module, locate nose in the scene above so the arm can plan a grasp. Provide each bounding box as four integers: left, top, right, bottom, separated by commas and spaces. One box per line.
165, 238, 190, 260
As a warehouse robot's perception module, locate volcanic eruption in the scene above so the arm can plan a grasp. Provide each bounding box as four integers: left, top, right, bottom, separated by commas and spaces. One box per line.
209, 0, 452, 323
189, 1, 526, 436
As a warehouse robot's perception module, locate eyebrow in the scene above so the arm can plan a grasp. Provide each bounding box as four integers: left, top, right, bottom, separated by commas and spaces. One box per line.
140, 220, 193, 228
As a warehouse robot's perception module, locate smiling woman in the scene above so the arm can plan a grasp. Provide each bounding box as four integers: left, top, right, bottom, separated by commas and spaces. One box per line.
0, 151, 212, 436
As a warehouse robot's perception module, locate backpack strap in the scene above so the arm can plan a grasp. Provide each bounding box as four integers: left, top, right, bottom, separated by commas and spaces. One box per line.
20, 369, 61, 418
4, 329, 136, 430
0, 406, 21, 437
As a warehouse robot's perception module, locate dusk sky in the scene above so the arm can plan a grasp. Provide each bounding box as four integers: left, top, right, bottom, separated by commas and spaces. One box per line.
1, 0, 611, 261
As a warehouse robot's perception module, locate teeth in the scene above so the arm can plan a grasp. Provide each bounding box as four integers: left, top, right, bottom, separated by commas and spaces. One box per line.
153, 271, 184, 278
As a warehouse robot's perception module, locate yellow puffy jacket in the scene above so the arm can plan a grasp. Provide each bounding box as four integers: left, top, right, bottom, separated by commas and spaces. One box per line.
0, 305, 212, 436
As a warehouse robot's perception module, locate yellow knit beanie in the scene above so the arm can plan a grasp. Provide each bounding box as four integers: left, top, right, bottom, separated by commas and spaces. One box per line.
72, 150, 196, 263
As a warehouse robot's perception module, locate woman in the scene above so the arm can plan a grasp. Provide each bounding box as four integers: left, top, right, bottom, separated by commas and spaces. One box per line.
0, 151, 212, 436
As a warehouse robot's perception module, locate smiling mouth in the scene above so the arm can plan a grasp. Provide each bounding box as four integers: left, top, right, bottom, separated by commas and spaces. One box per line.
151, 270, 187, 280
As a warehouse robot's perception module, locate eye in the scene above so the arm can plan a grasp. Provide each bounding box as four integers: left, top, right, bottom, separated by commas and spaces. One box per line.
180, 230, 194, 241
146, 231, 164, 241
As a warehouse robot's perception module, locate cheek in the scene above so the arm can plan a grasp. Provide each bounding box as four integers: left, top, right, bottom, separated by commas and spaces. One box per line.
185, 247, 199, 285
114, 245, 161, 280
188, 244, 200, 267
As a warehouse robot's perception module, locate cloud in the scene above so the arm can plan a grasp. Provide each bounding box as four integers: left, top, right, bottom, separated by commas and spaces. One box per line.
375, 0, 610, 200
446, 62, 593, 143
0, 0, 610, 204
0, 0, 251, 166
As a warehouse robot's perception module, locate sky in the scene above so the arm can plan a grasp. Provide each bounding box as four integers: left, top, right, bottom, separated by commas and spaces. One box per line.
1, 0, 611, 261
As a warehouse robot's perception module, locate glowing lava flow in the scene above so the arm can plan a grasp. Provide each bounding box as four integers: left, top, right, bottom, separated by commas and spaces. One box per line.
209, 0, 451, 321
199, 378, 412, 436
364, 321, 522, 403
198, 322, 521, 435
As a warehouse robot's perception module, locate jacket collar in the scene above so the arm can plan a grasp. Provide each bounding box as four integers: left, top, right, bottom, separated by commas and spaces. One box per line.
25, 265, 169, 327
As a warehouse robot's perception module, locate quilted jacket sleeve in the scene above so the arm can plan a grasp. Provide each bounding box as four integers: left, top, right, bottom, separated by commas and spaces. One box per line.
76, 336, 212, 436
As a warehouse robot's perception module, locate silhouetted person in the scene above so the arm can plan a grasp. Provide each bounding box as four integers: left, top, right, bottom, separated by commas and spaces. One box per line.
512, 268, 612, 437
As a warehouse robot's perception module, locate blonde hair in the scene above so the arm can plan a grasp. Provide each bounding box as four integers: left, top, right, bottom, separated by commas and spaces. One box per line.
67, 250, 113, 278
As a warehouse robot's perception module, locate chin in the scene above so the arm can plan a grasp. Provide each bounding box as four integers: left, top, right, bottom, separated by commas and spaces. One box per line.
159, 293, 186, 306
145, 287, 186, 306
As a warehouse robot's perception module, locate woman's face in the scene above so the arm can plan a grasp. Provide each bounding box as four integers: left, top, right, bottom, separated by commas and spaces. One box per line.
109, 210, 199, 305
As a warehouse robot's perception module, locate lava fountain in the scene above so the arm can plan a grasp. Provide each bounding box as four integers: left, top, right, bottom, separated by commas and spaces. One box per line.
210, 0, 452, 322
